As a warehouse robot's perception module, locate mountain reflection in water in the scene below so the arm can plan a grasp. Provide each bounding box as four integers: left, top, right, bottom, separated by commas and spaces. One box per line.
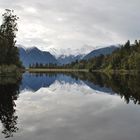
0, 72, 140, 139
21, 72, 140, 104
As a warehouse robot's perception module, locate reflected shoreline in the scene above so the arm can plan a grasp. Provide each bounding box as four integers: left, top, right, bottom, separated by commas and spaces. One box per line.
21, 72, 140, 105
0, 71, 140, 138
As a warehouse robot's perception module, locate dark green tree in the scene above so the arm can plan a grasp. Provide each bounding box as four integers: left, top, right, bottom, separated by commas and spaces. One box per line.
0, 9, 22, 67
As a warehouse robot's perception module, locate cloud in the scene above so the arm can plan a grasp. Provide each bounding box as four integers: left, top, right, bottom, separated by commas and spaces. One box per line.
11, 80, 140, 140
0, 0, 140, 55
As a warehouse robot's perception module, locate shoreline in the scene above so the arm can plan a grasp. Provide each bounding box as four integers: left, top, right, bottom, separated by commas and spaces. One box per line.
91, 69, 140, 75
27, 68, 89, 72
0, 66, 139, 75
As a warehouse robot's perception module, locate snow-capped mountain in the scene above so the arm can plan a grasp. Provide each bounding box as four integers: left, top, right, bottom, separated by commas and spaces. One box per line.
17, 44, 119, 67
47, 45, 95, 58
18, 46, 57, 67
18, 45, 85, 67
57, 54, 84, 65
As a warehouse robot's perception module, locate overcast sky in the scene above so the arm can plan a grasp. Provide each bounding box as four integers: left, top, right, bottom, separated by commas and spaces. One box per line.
0, 0, 140, 55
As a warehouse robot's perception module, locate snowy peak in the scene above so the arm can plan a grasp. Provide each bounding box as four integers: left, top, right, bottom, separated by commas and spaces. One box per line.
58, 54, 84, 65
47, 45, 95, 58
18, 46, 57, 67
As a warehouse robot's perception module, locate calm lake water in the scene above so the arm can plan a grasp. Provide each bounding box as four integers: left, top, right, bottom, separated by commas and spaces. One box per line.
0, 72, 140, 140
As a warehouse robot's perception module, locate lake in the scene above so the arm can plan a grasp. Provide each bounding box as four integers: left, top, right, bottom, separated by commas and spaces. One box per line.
0, 72, 140, 140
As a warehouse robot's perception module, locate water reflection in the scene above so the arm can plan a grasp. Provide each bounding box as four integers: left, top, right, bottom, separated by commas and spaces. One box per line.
0, 77, 21, 138
21, 72, 82, 91
21, 72, 140, 105
0, 72, 140, 139
71, 72, 140, 105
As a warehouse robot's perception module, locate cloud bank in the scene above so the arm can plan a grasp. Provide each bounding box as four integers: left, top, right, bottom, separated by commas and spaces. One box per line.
0, 0, 140, 55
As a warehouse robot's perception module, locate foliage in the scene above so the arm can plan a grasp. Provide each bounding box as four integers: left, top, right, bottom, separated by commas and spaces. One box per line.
29, 62, 57, 69
0, 65, 22, 77
0, 9, 22, 67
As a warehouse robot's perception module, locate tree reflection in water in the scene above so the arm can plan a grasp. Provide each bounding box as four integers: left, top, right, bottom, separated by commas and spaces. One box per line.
0, 78, 21, 138
69, 72, 140, 105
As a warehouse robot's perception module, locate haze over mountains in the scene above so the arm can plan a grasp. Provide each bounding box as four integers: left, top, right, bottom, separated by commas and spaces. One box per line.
47, 45, 95, 57
57, 54, 84, 65
18, 45, 119, 67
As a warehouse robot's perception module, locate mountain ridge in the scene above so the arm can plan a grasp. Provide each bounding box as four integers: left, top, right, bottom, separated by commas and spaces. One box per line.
17, 45, 119, 67
83, 45, 119, 60
18, 46, 58, 67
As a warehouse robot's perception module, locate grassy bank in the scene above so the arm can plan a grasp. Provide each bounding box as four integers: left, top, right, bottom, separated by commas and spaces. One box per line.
27, 68, 140, 75
0, 65, 23, 76
27, 68, 89, 73
0, 65, 23, 84
91, 69, 140, 75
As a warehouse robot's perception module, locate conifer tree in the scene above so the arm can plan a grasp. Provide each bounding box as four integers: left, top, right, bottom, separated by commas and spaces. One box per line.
0, 9, 22, 67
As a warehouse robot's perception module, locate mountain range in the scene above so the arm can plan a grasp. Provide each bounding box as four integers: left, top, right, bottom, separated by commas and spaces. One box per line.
18, 45, 118, 67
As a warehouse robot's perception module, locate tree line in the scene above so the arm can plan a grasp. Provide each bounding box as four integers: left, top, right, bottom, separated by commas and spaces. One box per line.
66, 40, 140, 71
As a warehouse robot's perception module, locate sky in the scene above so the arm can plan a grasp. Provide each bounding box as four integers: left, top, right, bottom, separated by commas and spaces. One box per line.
0, 0, 140, 56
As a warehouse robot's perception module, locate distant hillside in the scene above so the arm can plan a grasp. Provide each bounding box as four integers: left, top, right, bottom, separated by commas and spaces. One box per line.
88, 40, 140, 71
19, 47, 57, 67
83, 45, 118, 60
